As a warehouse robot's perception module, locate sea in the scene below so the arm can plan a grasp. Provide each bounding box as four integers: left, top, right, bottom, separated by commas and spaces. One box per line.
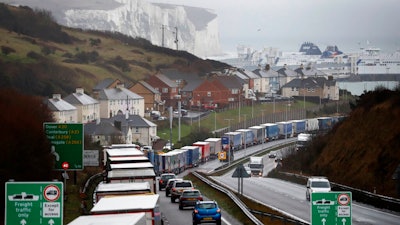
337, 81, 399, 96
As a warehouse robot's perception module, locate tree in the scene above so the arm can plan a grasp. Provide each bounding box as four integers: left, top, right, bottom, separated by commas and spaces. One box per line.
0, 89, 55, 222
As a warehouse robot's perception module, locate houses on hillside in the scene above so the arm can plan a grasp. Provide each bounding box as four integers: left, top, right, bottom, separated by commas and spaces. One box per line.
45, 64, 339, 146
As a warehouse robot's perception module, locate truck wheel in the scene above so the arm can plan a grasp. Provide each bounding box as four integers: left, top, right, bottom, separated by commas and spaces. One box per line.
171, 197, 175, 203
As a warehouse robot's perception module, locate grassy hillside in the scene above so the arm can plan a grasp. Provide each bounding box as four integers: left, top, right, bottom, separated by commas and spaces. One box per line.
0, 3, 228, 97
282, 87, 400, 198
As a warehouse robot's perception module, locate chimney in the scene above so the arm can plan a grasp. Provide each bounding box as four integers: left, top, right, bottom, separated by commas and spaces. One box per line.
76, 88, 84, 95
52, 94, 61, 101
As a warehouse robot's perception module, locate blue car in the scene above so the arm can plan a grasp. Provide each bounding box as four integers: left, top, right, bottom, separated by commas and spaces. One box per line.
192, 200, 221, 225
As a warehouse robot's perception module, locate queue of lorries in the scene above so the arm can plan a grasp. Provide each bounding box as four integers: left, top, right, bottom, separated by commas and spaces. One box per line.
67, 116, 343, 225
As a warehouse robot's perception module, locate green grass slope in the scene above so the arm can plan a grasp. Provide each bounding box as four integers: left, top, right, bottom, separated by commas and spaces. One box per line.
0, 3, 228, 97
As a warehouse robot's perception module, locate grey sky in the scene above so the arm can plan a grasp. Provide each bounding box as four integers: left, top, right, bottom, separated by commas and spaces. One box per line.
151, 0, 400, 53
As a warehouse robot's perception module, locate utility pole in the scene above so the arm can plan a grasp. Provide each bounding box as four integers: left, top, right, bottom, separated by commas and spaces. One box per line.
174, 27, 178, 50
161, 25, 165, 47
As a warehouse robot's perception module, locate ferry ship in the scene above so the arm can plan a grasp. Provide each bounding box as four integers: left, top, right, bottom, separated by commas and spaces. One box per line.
356, 48, 400, 75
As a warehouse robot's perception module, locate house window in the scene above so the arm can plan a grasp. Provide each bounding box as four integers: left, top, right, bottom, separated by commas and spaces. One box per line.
207, 92, 211, 97
135, 127, 139, 133
162, 88, 168, 93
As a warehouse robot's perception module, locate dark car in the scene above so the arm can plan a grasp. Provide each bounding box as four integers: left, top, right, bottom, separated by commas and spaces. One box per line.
165, 178, 182, 197
179, 189, 203, 210
192, 200, 221, 225
158, 173, 176, 191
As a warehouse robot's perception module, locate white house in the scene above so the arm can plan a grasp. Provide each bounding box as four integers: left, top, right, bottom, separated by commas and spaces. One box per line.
64, 88, 100, 123
98, 84, 145, 118
104, 114, 158, 146
46, 94, 78, 123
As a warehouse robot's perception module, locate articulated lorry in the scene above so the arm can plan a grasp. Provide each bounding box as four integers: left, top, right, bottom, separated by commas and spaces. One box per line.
248, 156, 264, 177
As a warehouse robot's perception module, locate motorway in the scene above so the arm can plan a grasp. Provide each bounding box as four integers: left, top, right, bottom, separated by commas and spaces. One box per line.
159, 139, 400, 225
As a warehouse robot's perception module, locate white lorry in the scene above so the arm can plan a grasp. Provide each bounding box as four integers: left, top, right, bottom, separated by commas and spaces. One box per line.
248, 156, 264, 177
295, 133, 312, 151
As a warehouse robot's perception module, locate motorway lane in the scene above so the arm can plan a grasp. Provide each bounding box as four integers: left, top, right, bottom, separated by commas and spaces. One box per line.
211, 155, 400, 225
158, 183, 242, 225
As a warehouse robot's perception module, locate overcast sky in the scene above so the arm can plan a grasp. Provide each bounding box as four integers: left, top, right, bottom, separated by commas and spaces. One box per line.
150, 0, 400, 53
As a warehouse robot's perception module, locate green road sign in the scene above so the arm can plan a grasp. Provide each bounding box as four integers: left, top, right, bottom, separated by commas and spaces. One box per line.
44, 123, 83, 170
5, 181, 63, 225
311, 192, 352, 225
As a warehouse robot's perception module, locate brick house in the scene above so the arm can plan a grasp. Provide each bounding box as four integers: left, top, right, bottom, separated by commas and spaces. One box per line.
145, 73, 179, 109
129, 80, 163, 112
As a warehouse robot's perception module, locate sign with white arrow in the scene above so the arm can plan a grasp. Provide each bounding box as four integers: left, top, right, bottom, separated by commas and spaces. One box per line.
5, 181, 63, 225
311, 192, 352, 225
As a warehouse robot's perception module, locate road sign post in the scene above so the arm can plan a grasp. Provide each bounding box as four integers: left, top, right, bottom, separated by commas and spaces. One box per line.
44, 123, 83, 170
311, 192, 352, 225
5, 181, 64, 225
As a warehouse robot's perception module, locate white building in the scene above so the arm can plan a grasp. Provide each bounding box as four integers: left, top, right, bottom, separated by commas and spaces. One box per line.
47, 94, 78, 123
64, 88, 100, 123
98, 84, 145, 118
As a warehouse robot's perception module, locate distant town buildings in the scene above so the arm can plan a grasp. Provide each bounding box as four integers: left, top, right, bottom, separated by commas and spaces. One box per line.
45, 63, 340, 146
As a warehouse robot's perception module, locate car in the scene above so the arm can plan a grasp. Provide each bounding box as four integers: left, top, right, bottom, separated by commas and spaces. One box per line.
171, 180, 194, 203
179, 189, 203, 210
158, 173, 176, 191
306, 176, 331, 201
268, 152, 277, 158
192, 200, 221, 225
158, 116, 167, 120
165, 178, 182, 197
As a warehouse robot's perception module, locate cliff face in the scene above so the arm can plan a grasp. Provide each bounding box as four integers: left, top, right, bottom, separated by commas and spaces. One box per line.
61, 0, 221, 58
2, 0, 221, 57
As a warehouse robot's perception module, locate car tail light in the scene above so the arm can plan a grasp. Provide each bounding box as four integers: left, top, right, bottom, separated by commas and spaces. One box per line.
194, 209, 199, 214
217, 208, 221, 213
197, 196, 203, 201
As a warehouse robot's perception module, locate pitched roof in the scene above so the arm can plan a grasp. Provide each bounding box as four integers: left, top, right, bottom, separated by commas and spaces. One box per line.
64, 88, 99, 105
253, 68, 279, 78
136, 80, 159, 94
93, 78, 118, 91
214, 75, 243, 89
159, 68, 201, 81
46, 94, 76, 111
181, 79, 203, 92
275, 66, 299, 77
105, 114, 156, 128
155, 73, 178, 87
84, 121, 123, 136
98, 86, 144, 100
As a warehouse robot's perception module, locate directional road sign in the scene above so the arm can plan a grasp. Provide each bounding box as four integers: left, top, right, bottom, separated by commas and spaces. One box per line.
5, 181, 63, 225
44, 123, 83, 170
311, 191, 352, 225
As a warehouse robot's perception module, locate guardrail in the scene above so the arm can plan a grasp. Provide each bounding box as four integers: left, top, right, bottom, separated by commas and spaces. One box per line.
192, 171, 264, 225
280, 172, 400, 212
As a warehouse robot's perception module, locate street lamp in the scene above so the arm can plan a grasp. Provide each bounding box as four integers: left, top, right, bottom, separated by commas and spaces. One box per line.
260, 109, 266, 124
213, 110, 217, 137
224, 118, 234, 132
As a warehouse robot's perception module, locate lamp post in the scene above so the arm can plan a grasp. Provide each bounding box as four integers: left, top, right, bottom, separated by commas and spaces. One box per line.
238, 94, 241, 123
251, 99, 254, 118
224, 118, 234, 132
214, 110, 217, 137
260, 109, 266, 124
243, 114, 247, 129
